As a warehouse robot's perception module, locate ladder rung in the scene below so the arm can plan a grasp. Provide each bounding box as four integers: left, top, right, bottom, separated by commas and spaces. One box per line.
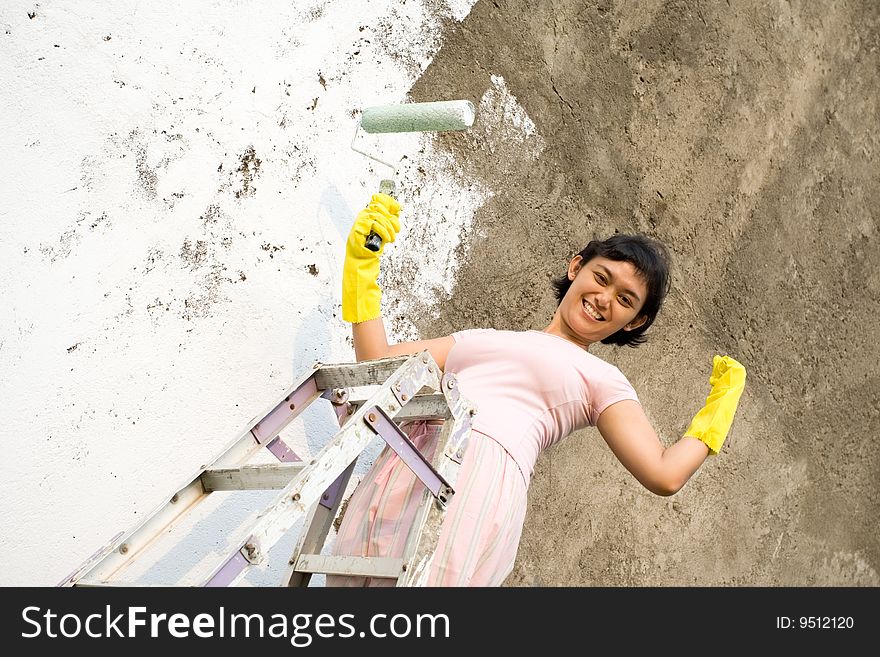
314, 356, 413, 389
75, 577, 172, 587
294, 555, 403, 579
200, 463, 306, 492
344, 391, 452, 421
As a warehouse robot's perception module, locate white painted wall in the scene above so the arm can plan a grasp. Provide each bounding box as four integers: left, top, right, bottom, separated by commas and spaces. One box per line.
1, 0, 544, 586
0, 0, 488, 586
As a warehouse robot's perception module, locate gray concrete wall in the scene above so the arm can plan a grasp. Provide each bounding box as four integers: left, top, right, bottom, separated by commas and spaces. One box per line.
398, 0, 879, 585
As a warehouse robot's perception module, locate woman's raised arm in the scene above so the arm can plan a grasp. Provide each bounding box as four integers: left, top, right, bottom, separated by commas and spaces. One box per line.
596, 400, 709, 496
596, 355, 746, 496
340, 193, 454, 369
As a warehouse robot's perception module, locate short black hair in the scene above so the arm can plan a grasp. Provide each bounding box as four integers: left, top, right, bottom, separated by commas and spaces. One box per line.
550, 234, 671, 348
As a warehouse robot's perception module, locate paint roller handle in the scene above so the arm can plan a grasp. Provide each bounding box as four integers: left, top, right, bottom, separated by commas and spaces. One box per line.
365, 179, 396, 252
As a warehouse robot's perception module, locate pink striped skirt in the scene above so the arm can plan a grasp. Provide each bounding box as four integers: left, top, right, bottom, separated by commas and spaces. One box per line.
327, 420, 528, 587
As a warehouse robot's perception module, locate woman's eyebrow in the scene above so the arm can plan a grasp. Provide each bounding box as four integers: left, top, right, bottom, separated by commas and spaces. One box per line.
596, 264, 642, 303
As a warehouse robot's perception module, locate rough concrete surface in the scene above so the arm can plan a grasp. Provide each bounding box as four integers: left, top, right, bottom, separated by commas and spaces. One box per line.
394, 0, 879, 585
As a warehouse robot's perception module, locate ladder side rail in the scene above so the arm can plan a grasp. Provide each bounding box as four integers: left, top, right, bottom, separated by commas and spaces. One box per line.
285, 389, 359, 587
63, 366, 324, 586
398, 372, 477, 587
214, 373, 322, 467
63, 475, 213, 586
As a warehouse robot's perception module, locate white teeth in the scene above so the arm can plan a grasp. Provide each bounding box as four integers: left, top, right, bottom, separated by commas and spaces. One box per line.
582, 299, 603, 320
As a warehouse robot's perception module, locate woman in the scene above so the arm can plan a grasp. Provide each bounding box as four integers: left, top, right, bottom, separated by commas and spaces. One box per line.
328, 193, 746, 586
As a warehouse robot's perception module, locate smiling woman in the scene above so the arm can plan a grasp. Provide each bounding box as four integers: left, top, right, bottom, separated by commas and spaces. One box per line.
545, 234, 671, 349
329, 194, 747, 587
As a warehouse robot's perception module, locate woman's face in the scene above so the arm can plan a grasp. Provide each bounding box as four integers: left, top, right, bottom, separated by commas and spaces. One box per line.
554, 255, 649, 348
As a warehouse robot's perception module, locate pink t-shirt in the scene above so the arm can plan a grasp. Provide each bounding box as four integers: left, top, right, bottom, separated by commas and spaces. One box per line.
446, 328, 639, 483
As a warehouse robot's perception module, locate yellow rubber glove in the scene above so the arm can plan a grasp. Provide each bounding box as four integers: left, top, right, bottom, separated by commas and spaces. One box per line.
684, 355, 746, 455
341, 193, 401, 323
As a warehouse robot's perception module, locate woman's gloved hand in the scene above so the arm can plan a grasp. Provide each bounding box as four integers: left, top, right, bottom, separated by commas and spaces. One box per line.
341, 193, 401, 323
684, 355, 747, 455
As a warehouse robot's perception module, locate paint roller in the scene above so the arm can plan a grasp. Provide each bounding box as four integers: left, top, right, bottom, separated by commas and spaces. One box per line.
351, 99, 476, 251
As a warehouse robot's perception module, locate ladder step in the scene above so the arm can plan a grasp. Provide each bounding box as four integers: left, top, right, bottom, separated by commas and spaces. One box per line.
345, 391, 451, 421
74, 577, 173, 587
200, 463, 306, 492
314, 356, 413, 389
294, 555, 403, 579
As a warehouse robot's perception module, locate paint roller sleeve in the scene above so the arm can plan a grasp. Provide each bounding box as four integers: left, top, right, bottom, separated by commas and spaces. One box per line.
360, 100, 476, 134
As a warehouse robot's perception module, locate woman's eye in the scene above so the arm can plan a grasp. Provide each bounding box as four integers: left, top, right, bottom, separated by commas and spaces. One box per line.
594, 273, 606, 284
619, 296, 631, 307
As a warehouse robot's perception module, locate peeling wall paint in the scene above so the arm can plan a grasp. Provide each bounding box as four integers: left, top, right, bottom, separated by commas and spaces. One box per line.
0, 0, 483, 586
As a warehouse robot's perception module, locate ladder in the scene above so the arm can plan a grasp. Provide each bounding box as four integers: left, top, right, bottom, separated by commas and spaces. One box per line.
60, 350, 476, 587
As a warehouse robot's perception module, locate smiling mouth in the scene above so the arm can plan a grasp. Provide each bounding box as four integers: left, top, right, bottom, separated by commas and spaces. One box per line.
582, 299, 605, 321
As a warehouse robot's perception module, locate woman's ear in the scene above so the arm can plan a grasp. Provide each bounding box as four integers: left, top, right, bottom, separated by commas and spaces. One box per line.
624, 315, 648, 331
568, 255, 583, 280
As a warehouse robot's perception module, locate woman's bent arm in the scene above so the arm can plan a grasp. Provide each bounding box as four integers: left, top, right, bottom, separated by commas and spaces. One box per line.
352, 317, 455, 370
596, 399, 709, 496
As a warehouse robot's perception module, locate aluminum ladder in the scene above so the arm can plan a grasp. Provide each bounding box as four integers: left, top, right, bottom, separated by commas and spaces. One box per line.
60, 351, 475, 587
